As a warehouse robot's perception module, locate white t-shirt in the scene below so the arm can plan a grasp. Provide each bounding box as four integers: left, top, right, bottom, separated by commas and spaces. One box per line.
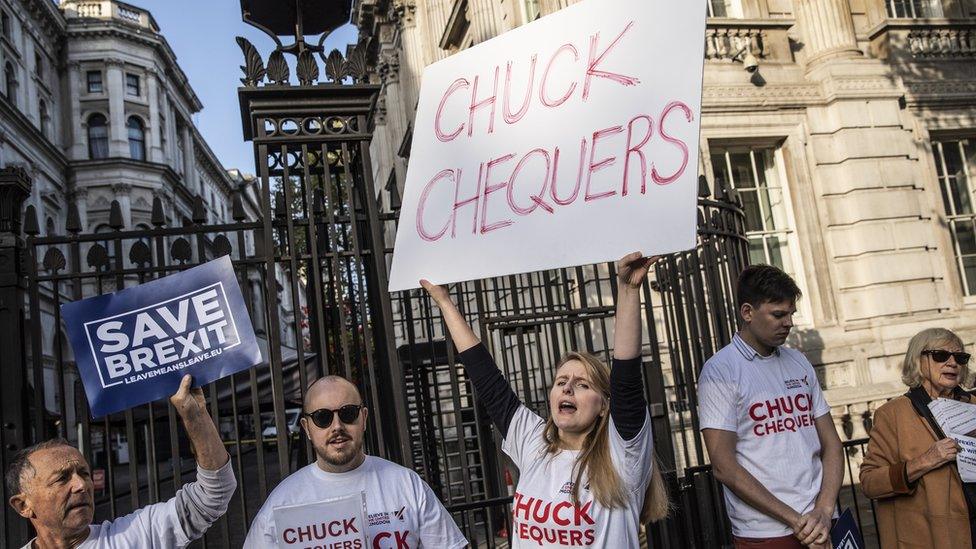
698, 334, 832, 538
504, 405, 653, 548
243, 455, 467, 548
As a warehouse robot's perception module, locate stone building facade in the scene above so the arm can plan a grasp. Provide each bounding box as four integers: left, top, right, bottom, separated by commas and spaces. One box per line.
356, 0, 976, 480
0, 0, 302, 437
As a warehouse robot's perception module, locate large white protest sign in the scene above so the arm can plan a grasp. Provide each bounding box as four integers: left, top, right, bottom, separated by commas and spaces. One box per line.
272, 492, 368, 549
388, 0, 707, 291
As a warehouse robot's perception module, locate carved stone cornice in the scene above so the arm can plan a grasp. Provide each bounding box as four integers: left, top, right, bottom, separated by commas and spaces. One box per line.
377, 48, 400, 85
111, 183, 132, 195
394, 0, 417, 28
904, 80, 976, 107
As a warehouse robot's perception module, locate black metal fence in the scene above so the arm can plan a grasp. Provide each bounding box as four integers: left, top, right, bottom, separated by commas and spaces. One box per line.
0, 22, 885, 549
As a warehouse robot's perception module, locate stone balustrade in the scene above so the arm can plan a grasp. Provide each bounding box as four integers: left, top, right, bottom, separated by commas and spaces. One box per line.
75, 2, 103, 18
908, 26, 976, 57
61, 0, 156, 31
704, 19, 795, 64
869, 19, 976, 60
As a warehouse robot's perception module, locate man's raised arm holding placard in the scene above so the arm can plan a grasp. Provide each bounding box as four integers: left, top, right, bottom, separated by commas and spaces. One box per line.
6, 374, 236, 549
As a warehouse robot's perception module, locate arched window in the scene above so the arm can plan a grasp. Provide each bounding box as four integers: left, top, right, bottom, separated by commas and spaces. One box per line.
87, 114, 108, 159
4, 61, 17, 103
127, 116, 145, 161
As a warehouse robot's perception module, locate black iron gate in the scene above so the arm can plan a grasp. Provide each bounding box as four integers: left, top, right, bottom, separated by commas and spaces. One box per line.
0, 9, 757, 549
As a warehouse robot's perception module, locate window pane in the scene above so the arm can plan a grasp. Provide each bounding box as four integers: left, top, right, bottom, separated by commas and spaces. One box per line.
944, 142, 973, 215
963, 256, 976, 296
87, 71, 102, 93
729, 153, 754, 190
128, 118, 145, 160
126, 74, 139, 95
708, 0, 728, 17
954, 221, 976, 255
748, 238, 766, 265
739, 189, 763, 232
766, 235, 793, 274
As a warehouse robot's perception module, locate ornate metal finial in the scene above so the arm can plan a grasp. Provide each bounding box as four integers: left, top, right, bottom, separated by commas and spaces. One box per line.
237, 0, 372, 87
237, 36, 267, 86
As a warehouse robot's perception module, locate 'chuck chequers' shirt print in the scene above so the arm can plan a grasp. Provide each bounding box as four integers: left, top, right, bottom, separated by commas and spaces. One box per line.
697, 334, 831, 538
504, 405, 653, 548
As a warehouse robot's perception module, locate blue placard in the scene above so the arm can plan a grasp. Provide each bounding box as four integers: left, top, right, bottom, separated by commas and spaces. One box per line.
62, 256, 263, 417
830, 508, 864, 549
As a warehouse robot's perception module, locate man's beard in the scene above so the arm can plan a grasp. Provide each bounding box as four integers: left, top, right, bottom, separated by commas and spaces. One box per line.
315, 432, 363, 467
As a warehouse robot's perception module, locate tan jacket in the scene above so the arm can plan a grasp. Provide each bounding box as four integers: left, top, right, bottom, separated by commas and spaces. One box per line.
860, 395, 972, 548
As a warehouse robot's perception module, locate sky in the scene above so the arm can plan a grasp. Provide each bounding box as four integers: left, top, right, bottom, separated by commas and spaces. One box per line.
131, 1, 359, 173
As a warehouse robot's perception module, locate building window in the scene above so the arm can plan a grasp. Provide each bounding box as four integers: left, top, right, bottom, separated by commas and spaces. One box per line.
711, 146, 798, 275
87, 113, 108, 159
86, 71, 103, 93
34, 52, 43, 80
127, 116, 145, 160
886, 0, 943, 18
707, 0, 743, 17
934, 138, 976, 295
39, 99, 49, 137
4, 61, 17, 103
125, 73, 140, 96
1, 11, 10, 41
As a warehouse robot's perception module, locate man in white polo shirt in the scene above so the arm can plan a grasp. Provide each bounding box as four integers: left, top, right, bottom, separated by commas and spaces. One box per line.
244, 375, 467, 548
698, 265, 843, 549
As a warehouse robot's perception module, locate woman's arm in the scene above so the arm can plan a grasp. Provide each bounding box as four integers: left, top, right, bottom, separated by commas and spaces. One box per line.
422, 280, 521, 437
610, 253, 659, 441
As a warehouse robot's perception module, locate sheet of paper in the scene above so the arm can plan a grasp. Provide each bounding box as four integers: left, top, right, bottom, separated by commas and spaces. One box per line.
928, 398, 976, 437
272, 492, 368, 549
950, 433, 976, 483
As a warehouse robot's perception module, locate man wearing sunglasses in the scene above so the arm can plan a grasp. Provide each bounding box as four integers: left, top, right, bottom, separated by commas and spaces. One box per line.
243, 375, 467, 548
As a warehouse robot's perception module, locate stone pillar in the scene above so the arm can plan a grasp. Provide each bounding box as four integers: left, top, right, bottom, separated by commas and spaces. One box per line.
468, 0, 499, 44
422, 0, 450, 62
794, 0, 945, 323
146, 70, 163, 163
0, 167, 31, 547
112, 183, 132, 227
105, 60, 128, 157
71, 187, 89, 230
66, 61, 86, 160
181, 125, 196, 192
793, 0, 861, 65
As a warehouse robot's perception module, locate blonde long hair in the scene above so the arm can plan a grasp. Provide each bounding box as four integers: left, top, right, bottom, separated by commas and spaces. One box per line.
542, 352, 670, 523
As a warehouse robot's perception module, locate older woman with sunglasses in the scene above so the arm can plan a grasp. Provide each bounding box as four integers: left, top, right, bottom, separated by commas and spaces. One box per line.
860, 327, 976, 548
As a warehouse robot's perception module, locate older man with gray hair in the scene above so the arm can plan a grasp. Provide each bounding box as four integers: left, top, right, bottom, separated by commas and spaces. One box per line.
6, 374, 236, 549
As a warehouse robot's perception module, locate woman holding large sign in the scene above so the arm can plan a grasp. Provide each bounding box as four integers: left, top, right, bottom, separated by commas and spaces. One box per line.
422, 252, 669, 547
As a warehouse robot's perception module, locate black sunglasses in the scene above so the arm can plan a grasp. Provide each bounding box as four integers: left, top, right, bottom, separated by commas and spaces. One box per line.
922, 349, 971, 365
304, 404, 363, 429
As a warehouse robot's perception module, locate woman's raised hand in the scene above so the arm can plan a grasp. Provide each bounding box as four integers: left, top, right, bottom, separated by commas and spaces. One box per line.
616, 252, 662, 289
420, 279, 451, 306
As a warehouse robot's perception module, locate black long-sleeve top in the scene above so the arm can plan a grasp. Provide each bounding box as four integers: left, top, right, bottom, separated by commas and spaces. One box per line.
457, 343, 648, 440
